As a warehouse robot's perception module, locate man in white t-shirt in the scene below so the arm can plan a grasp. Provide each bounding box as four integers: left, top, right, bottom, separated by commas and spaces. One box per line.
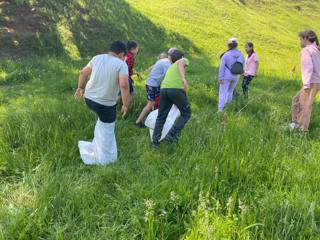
74, 41, 130, 165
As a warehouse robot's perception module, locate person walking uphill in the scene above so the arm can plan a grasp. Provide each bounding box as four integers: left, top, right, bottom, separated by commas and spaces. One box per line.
218, 38, 245, 112
151, 49, 191, 150
290, 30, 320, 132
74, 41, 131, 165
124, 40, 140, 104
135, 48, 175, 128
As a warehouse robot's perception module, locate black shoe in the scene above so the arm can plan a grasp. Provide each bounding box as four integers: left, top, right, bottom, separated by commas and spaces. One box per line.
151, 141, 160, 150
135, 122, 146, 128
163, 134, 179, 144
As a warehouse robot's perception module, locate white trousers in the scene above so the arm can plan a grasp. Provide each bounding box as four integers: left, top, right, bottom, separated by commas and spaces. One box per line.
218, 77, 240, 111
78, 120, 117, 165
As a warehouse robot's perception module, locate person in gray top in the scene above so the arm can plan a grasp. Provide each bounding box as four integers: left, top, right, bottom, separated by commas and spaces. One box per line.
74, 41, 130, 165
135, 49, 176, 127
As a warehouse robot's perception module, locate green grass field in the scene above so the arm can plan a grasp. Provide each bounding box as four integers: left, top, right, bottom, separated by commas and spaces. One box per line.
1, 0, 320, 239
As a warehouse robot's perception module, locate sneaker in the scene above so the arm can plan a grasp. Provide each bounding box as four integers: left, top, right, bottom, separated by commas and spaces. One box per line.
135, 122, 146, 128
289, 122, 300, 130
163, 134, 179, 144
151, 141, 160, 150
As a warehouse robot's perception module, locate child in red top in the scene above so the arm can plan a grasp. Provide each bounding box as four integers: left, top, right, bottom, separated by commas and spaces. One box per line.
125, 40, 140, 98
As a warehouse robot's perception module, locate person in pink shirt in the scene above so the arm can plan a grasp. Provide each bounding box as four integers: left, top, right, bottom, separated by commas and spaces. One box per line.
290, 30, 320, 131
242, 42, 259, 97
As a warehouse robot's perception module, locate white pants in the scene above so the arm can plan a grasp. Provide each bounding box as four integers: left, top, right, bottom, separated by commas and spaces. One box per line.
218, 77, 240, 111
78, 120, 117, 165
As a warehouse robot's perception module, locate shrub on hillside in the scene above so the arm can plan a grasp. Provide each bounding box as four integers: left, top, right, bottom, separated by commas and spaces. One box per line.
0, 69, 33, 85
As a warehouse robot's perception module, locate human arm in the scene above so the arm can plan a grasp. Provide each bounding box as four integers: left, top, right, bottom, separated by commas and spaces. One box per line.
255, 61, 259, 76
119, 74, 130, 117
177, 58, 189, 91
301, 49, 313, 89
74, 66, 92, 101
219, 55, 226, 84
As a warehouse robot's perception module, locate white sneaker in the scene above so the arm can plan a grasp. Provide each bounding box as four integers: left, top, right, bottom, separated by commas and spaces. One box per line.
289, 122, 300, 130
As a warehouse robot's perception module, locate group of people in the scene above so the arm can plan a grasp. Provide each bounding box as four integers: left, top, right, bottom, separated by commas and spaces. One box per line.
74, 29, 320, 165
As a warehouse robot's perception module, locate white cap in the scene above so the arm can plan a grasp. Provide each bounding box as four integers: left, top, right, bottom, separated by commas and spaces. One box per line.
227, 38, 238, 45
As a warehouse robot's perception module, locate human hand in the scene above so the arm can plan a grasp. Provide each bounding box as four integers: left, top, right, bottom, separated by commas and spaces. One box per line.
121, 105, 129, 118
74, 88, 84, 101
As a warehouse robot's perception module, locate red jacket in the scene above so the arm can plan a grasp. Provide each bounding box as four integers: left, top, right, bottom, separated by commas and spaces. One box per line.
125, 52, 135, 77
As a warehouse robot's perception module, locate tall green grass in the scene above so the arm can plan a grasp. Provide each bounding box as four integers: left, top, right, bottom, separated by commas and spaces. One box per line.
1, 0, 320, 239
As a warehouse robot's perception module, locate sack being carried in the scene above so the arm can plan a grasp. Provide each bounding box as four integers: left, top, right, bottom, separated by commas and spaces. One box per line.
78, 120, 117, 165
145, 105, 181, 141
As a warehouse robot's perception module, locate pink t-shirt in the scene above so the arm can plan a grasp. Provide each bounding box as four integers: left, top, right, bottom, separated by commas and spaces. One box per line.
301, 43, 320, 89
244, 53, 258, 76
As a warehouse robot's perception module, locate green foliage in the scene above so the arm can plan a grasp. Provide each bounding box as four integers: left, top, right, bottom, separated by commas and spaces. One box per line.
14, 0, 26, 5
184, 193, 257, 240
0, 61, 35, 85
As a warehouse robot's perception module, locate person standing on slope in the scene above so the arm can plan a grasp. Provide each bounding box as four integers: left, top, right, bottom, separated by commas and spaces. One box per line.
290, 30, 320, 131
242, 42, 259, 98
74, 40, 130, 165
218, 38, 245, 112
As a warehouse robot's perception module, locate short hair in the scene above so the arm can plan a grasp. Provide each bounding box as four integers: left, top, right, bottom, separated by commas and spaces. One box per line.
169, 49, 184, 63
109, 41, 127, 54
127, 40, 139, 51
299, 30, 319, 45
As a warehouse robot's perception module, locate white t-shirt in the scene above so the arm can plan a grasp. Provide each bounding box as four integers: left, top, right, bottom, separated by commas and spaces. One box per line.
84, 54, 128, 106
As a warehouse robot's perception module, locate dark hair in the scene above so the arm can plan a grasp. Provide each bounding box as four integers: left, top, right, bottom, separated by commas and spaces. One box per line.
127, 40, 139, 51
246, 42, 255, 57
299, 30, 319, 46
169, 49, 184, 63
228, 42, 238, 49
220, 51, 226, 59
109, 41, 127, 54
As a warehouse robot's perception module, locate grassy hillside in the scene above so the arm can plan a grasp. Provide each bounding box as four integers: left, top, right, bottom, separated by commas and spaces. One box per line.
1, 0, 320, 239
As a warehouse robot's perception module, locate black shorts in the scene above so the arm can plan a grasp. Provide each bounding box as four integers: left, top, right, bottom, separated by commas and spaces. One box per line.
85, 98, 117, 123
146, 85, 160, 101
129, 77, 134, 94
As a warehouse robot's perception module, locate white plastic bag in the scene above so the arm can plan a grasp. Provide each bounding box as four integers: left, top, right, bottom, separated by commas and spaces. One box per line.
145, 105, 181, 141
78, 120, 117, 165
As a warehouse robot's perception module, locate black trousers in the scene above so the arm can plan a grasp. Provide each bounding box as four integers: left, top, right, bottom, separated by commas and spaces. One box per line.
242, 75, 254, 96
85, 98, 117, 123
152, 88, 191, 142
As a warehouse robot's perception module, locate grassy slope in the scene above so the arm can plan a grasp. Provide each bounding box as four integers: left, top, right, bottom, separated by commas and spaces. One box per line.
1, 0, 320, 239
